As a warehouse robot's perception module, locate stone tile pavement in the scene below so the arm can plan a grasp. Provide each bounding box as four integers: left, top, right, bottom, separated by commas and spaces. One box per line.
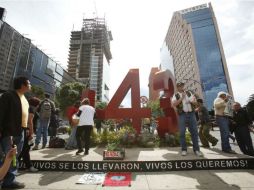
12, 129, 254, 190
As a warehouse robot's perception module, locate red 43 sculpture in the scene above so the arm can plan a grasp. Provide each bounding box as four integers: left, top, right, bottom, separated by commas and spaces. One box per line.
96, 69, 178, 136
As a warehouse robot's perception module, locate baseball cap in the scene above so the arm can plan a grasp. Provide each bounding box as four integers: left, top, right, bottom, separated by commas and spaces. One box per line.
217, 91, 227, 97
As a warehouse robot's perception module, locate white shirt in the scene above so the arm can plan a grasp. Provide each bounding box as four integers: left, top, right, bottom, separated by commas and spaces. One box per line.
213, 97, 227, 116
172, 91, 196, 112
78, 105, 95, 126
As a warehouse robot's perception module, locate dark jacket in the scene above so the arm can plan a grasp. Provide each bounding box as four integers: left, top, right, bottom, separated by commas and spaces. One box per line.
233, 108, 252, 128
0, 91, 24, 137
198, 105, 210, 124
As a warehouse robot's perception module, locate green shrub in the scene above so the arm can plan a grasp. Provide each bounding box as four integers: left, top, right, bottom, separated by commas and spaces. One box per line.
90, 128, 101, 147
174, 131, 192, 146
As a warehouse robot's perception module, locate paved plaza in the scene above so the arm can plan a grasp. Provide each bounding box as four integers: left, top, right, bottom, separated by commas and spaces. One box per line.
13, 129, 254, 190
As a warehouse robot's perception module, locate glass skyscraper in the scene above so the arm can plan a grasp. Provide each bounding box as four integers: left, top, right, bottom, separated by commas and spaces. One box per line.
162, 3, 233, 110
0, 8, 76, 95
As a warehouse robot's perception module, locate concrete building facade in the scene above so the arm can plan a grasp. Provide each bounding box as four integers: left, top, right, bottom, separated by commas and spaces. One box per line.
67, 18, 113, 102
163, 3, 233, 110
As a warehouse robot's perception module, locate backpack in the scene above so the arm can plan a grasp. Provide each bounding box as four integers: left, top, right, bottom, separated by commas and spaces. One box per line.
49, 137, 66, 148
39, 100, 52, 119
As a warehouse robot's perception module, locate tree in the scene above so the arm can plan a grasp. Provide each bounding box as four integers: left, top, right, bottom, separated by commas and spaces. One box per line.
95, 101, 107, 109
146, 99, 164, 118
55, 82, 86, 114
26, 85, 45, 100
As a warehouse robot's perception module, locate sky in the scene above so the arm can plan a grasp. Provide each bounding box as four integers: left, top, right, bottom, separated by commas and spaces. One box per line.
1, 0, 254, 106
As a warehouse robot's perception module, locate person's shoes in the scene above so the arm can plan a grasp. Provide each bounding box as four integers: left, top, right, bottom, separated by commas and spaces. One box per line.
195, 150, 203, 157
223, 150, 237, 154
76, 149, 83, 155
32, 145, 39, 150
201, 145, 210, 148
247, 152, 254, 157
181, 150, 187, 156
13, 170, 21, 176
29, 166, 38, 172
2, 181, 25, 189
212, 139, 219, 146
42, 144, 46, 149
84, 150, 89, 155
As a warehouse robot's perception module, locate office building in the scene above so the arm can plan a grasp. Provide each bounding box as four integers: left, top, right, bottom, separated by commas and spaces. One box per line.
0, 8, 75, 94
163, 3, 233, 109
67, 18, 113, 102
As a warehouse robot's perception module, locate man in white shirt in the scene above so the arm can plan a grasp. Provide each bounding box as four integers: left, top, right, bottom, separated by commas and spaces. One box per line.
214, 91, 236, 154
75, 98, 95, 155
172, 82, 202, 157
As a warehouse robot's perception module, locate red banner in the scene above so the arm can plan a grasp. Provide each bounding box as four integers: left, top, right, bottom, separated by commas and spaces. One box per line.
103, 172, 131, 186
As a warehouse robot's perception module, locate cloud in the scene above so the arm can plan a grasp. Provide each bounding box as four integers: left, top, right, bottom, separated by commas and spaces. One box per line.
211, 0, 254, 105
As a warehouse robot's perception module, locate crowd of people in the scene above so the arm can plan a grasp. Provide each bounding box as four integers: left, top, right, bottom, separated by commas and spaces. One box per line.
172, 82, 254, 157
0, 76, 253, 189
0, 76, 98, 189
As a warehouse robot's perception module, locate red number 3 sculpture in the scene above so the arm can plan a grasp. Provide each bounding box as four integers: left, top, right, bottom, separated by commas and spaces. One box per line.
153, 70, 178, 137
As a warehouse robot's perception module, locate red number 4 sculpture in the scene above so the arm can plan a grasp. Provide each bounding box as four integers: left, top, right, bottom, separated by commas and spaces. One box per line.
96, 69, 151, 133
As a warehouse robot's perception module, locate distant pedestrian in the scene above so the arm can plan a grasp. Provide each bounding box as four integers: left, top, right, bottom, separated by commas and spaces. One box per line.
214, 91, 236, 154
224, 93, 236, 143
196, 98, 218, 148
18, 97, 40, 172
48, 108, 60, 140
172, 82, 202, 157
95, 119, 103, 134
33, 93, 55, 150
65, 101, 80, 150
232, 102, 254, 156
75, 98, 95, 155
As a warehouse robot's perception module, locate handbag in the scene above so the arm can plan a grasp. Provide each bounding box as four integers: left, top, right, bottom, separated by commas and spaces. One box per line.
71, 114, 79, 127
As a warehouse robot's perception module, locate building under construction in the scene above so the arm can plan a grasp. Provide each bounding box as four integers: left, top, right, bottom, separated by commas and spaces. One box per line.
67, 18, 113, 102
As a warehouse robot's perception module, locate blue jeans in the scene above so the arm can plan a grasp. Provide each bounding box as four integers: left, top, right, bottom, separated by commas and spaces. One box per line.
0, 131, 24, 186
65, 126, 77, 149
35, 118, 50, 146
178, 112, 200, 151
216, 116, 232, 151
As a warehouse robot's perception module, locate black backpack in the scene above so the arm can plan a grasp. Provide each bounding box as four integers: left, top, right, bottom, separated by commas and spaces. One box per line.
48, 137, 66, 148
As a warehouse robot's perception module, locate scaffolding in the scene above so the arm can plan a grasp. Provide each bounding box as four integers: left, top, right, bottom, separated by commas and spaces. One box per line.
67, 17, 112, 101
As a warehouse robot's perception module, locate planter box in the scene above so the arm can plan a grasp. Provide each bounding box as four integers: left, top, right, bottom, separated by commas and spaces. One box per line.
103, 150, 125, 160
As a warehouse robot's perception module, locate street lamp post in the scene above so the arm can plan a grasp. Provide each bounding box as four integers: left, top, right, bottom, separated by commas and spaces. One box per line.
184, 76, 225, 107
184, 78, 205, 91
